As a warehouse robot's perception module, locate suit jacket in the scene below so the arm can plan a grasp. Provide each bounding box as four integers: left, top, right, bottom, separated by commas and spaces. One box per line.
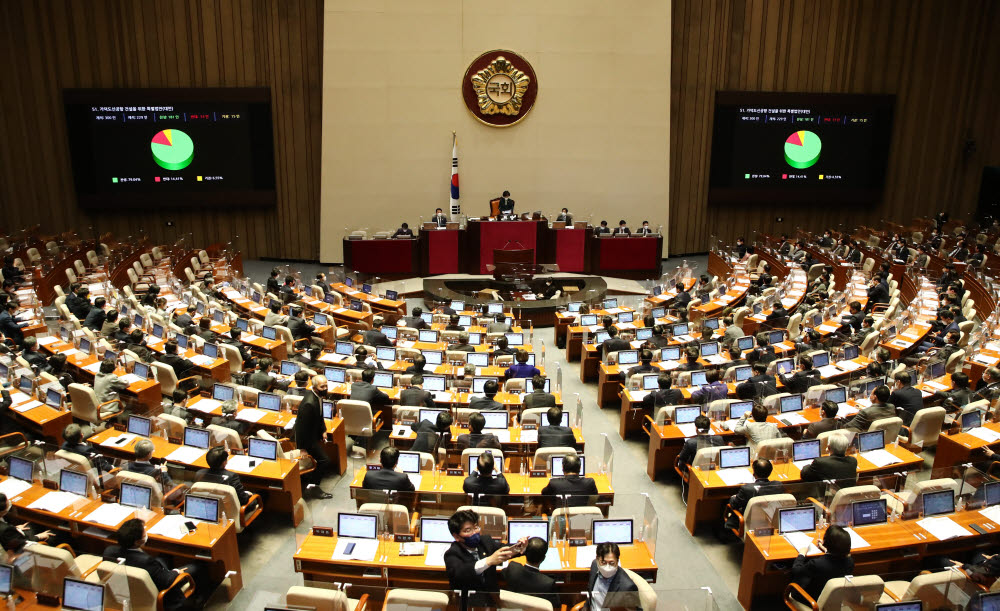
469, 395, 504, 411
601, 338, 630, 359
286, 316, 316, 341
94, 372, 128, 408
350, 381, 390, 407
83, 307, 106, 331
791, 553, 855, 601
805, 417, 839, 438
522, 389, 556, 409
392, 228, 414, 238
247, 370, 276, 392
636, 227, 653, 235
102, 546, 185, 609
641, 388, 684, 411
737, 374, 778, 399
595, 226, 611, 235
448, 343, 477, 353
159, 353, 195, 379
457, 432, 501, 450
124, 460, 175, 491
70, 298, 93, 321
540, 474, 598, 505
782, 369, 821, 394
402, 315, 427, 329
890, 386, 923, 425
845, 402, 895, 432
100, 319, 120, 337
800, 455, 858, 484
432, 214, 448, 227
362, 468, 415, 491
498, 197, 515, 214
677, 434, 725, 471
502, 563, 558, 608
0, 311, 24, 344
294, 391, 325, 449
613, 227, 631, 235
586, 562, 640, 610
538, 425, 577, 449
263, 311, 288, 327
505, 363, 540, 380
865, 284, 890, 310
410, 420, 446, 453
462, 472, 510, 496
729, 477, 785, 512
400, 386, 435, 407
361, 329, 392, 347
486, 321, 511, 334
196, 467, 251, 505
691, 381, 729, 403
445, 537, 503, 594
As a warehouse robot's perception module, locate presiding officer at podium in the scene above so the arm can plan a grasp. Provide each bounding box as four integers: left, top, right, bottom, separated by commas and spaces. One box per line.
498, 190, 515, 216
432, 208, 448, 227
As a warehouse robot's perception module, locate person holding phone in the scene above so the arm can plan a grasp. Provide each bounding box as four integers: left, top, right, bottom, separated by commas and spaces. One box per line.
445, 509, 527, 607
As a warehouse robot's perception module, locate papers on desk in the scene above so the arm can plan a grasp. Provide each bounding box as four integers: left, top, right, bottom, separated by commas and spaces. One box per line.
432, 391, 452, 402
891, 339, 911, 348
817, 324, 840, 334
120, 373, 144, 385
793, 459, 814, 471
226, 455, 260, 474
817, 365, 843, 378
27, 491, 80, 513
837, 403, 859, 417
236, 408, 268, 423
189, 354, 216, 367
575, 544, 598, 568
332, 538, 378, 562
966, 427, 1000, 443
616, 322, 635, 330
493, 430, 511, 443
188, 398, 220, 413
783, 531, 822, 556
860, 449, 902, 468
846, 528, 871, 549
716, 468, 756, 486
657, 360, 680, 371
12, 400, 42, 413
519, 430, 538, 443
923, 380, 949, 391
406, 474, 422, 489
59, 348, 82, 358
604, 308, 623, 315
586, 325, 602, 333
705, 355, 728, 365
674, 334, 695, 343
81, 362, 101, 374
149, 514, 197, 540
975, 354, 999, 365
35, 335, 59, 346
979, 505, 1000, 524
395, 340, 414, 349
284, 417, 296, 430
917, 516, 972, 541
777, 412, 809, 426
676, 423, 700, 438
83, 503, 134, 527
165, 446, 207, 464
0, 478, 32, 498
836, 359, 863, 372
629, 390, 650, 402
539, 550, 563, 571
424, 542, 449, 566
100, 433, 138, 448
854, 399, 872, 408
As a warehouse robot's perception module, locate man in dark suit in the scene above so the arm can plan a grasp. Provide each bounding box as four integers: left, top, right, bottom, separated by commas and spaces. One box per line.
789, 525, 854, 604
159, 339, 195, 380
19, 336, 47, 369
124, 439, 176, 492
673, 286, 691, 310
889, 370, 923, 426
804, 401, 841, 438
61, 423, 113, 472
800, 432, 857, 485
392, 222, 414, 238
0, 493, 52, 543
620, 349, 657, 383
448, 332, 477, 353
864, 276, 890, 313
294, 376, 333, 498
403, 354, 426, 374
400, 374, 435, 407
600, 326, 630, 361
0, 302, 25, 347
556, 208, 571, 223
538, 407, 577, 449
676, 415, 725, 473
491, 336, 515, 359
401, 307, 427, 330
196, 447, 253, 507
501, 537, 559, 608
350, 368, 391, 409
462, 452, 509, 497
736, 362, 778, 400
444, 509, 524, 607
586, 542, 640, 610
104, 519, 202, 610
83, 296, 107, 331
522, 374, 556, 409
314, 273, 330, 294
457, 412, 502, 450
470, 379, 504, 411
362, 446, 416, 492
286, 306, 318, 346
781, 355, 821, 394
725, 459, 784, 529
540, 454, 597, 506
361, 317, 392, 348
612, 220, 631, 236
838, 301, 864, 334
845, 385, 895, 432
432, 208, 449, 227
497, 190, 515, 216
642, 374, 683, 413
410, 410, 452, 455
595, 220, 611, 236
69, 286, 93, 320
221, 328, 256, 369
933, 371, 972, 411
636, 220, 653, 235
265, 269, 281, 295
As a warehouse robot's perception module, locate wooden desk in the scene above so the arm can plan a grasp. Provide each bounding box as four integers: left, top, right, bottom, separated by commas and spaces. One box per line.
6, 390, 73, 442
739, 508, 1000, 609
589, 235, 663, 279
327, 283, 406, 318
341, 238, 420, 277
932, 422, 1000, 470
388, 423, 583, 458
2, 476, 242, 600
685, 442, 924, 534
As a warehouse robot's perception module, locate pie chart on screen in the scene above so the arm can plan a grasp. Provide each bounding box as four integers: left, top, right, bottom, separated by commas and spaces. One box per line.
150, 129, 194, 170
784, 130, 821, 169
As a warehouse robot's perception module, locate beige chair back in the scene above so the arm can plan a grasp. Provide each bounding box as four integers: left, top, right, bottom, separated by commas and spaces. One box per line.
622, 567, 657, 611
811, 575, 885, 610
742, 494, 796, 540
755, 437, 792, 461
358, 502, 411, 534
189, 481, 245, 532
338, 400, 375, 438
868, 416, 902, 443
456, 505, 506, 541
896, 571, 968, 610
95, 561, 163, 610
520, 408, 549, 427
67, 383, 104, 427
549, 506, 602, 540
285, 586, 351, 611
207, 424, 243, 451
150, 362, 184, 397
498, 590, 553, 611
906, 407, 946, 448
532, 446, 576, 470
116, 470, 165, 509
384, 589, 450, 609
828, 485, 881, 517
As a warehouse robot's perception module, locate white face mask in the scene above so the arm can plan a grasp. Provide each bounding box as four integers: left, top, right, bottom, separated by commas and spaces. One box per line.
598, 563, 618, 579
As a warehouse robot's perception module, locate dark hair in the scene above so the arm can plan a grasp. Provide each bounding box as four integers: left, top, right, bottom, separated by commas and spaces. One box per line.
799, 355, 813, 370
752, 403, 768, 422
118, 318, 130, 331
206, 446, 229, 469
640, 349, 653, 363
468, 412, 485, 433
694, 414, 711, 432
258, 357, 273, 371
532, 374, 546, 390
448, 509, 478, 535
476, 452, 494, 475
483, 379, 499, 396
106, 309, 119, 323
412, 307, 422, 316
361, 368, 376, 383
821, 400, 839, 418
752, 362, 768, 374
546, 407, 562, 425
705, 369, 720, 383
495, 337, 508, 349
596, 541, 621, 561
199, 317, 212, 330
951, 372, 969, 389
380, 446, 400, 469
164, 339, 178, 355
410, 374, 424, 386
524, 536, 548, 565
435, 411, 453, 431
99, 358, 116, 374
873, 385, 891, 402
561, 454, 581, 474
894, 371, 911, 385
823, 524, 851, 556
116, 518, 146, 549
657, 374, 672, 389
752, 458, 773, 479
515, 349, 529, 364
63, 423, 83, 444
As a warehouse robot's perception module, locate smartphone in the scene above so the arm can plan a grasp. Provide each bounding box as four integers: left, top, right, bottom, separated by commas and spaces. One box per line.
185, 521, 197, 533
248, 460, 256, 468
344, 542, 356, 555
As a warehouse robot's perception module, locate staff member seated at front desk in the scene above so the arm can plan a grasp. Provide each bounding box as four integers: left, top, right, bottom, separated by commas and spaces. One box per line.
362, 446, 415, 491
392, 222, 414, 238
496, 190, 515, 217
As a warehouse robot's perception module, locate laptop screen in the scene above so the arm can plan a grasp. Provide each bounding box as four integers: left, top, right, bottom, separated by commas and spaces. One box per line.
985, 481, 1000, 507
18, 375, 32, 394
636, 328, 653, 340
261, 326, 277, 340
418, 330, 438, 343
150, 324, 163, 340
962, 410, 982, 431
468, 332, 482, 345
396, 451, 421, 474
529, 377, 551, 393
248, 438, 278, 461
372, 372, 394, 389
507, 520, 548, 544
593, 331, 610, 345
734, 365, 752, 382
420, 312, 433, 324
324, 367, 346, 384
768, 330, 785, 345
778, 507, 815, 534
824, 386, 847, 404
852, 499, 888, 527
481, 411, 508, 429
120, 482, 153, 509
236, 318, 249, 332
60, 469, 89, 496
487, 303, 504, 315
651, 307, 666, 319
466, 352, 489, 367
376, 347, 397, 361
420, 518, 453, 543
674, 406, 700, 424
928, 360, 946, 379
700, 342, 719, 357
450, 300, 465, 312
422, 375, 446, 392
642, 375, 659, 391
779, 394, 803, 413
0, 565, 10, 596
362, 283, 373, 294
811, 352, 830, 368
279, 360, 299, 376
313, 312, 328, 326
383, 326, 398, 340
690, 371, 708, 387
45, 388, 62, 408
213, 383, 235, 401
472, 377, 491, 394
774, 359, 794, 375
385, 290, 398, 301
419, 408, 446, 424
184, 427, 211, 449
843, 344, 859, 360
8, 457, 32, 482
257, 392, 281, 412
793, 440, 821, 462
339, 512, 378, 539
617, 350, 639, 365
127, 415, 151, 437
185, 494, 219, 522
857, 430, 885, 452
505, 333, 524, 346
719, 446, 751, 469
580, 314, 598, 326
736, 336, 754, 352
351, 299, 364, 312
567, 302, 582, 313
921, 490, 955, 517
874, 603, 923, 611
550, 455, 584, 476
703, 318, 720, 330
618, 311, 634, 324
134, 313, 145, 328
729, 401, 753, 420
335, 341, 354, 356
672, 323, 689, 336
62, 577, 104, 611
133, 362, 150, 380
592, 519, 632, 544
603, 298, 618, 309
661, 346, 681, 361
422, 351, 443, 365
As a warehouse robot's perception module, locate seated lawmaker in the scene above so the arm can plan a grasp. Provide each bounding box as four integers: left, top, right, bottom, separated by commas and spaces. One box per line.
448, 331, 477, 353
586, 542, 640, 610
642, 374, 683, 413
196, 447, 255, 508
125, 439, 177, 492
800, 432, 857, 485
502, 537, 559, 609
457, 412, 501, 450
789, 525, 854, 605
411, 409, 452, 456
522, 374, 556, 409
469, 379, 504, 411
540, 454, 597, 506
462, 452, 509, 497
104, 518, 203, 610
362, 447, 415, 491
400, 374, 435, 407
392, 222, 414, 238
727, 459, 782, 515
538, 407, 576, 449
504, 349, 539, 380
350, 368, 391, 409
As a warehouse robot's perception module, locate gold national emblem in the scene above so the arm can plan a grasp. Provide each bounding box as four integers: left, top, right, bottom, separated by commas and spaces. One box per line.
470, 56, 531, 116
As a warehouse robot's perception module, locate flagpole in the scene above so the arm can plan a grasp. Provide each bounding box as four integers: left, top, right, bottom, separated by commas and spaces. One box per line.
449, 132, 461, 221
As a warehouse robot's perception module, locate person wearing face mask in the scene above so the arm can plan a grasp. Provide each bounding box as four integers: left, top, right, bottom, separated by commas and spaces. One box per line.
444, 509, 527, 607
294, 375, 333, 498
587, 542, 640, 610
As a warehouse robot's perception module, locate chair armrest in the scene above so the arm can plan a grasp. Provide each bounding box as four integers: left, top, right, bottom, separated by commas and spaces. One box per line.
352, 593, 369, 611
55, 543, 76, 557
642, 415, 655, 437
240, 493, 264, 523
881, 489, 909, 509
727, 503, 745, 532
410, 512, 421, 534
570, 603, 587, 611
806, 496, 829, 515
159, 570, 196, 606
783, 582, 818, 610
372, 410, 383, 432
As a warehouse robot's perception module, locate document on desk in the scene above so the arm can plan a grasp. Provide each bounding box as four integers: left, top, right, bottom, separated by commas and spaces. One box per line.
406, 474, 422, 489
979, 505, 1000, 524
35, 335, 59, 346
188, 398, 220, 413
917, 516, 972, 541
923, 380, 949, 391
119, 373, 145, 385
792, 459, 814, 470
860, 449, 902, 468
837, 403, 859, 417
676, 423, 699, 438
777, 413, 809, 426
629, 391, 650, 402
424, 542, 449, 566
236, 408, 268, 423
817, 324, 840, 334
783, 531, 822, 556
716, 468, 755, 486
966, 427, 1000, 443
836, 360, 863, 372
284, 417, 296, 430
226, 455, 260, 474
539, 550, 564, 571
28, 491, 80, 513
165, 446, 208, 464
845, 528, 871, 549
519, 430, 538, 443
854, 399, 872, 408
817, 365, 843, 378
189, 354, 216, 367
604, 308, 623, 315
12, 400, 42, 413
332, 538, 379, 561
575, 544, 598, 568
705, 355, 728, 365
674, 334, 695, 343
149, 514, 197, 540
493, 430, 511, 443
975, 354, 999, 365
83, 503, 135, 527
79, 361, 101, 374
616, 322, 635, 330
241, 334, 260, 342
101, 433, 138, 447
59, 348, 83, 359
0, 478, 32, 498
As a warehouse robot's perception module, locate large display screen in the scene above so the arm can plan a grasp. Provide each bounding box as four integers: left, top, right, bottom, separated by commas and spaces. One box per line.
709, 92, 894, 203
64, 88, 276, 208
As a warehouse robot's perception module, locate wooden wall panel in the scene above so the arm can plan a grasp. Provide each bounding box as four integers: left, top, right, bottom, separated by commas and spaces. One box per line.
670, 0, 1000, 254
0, 0, 323, 260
